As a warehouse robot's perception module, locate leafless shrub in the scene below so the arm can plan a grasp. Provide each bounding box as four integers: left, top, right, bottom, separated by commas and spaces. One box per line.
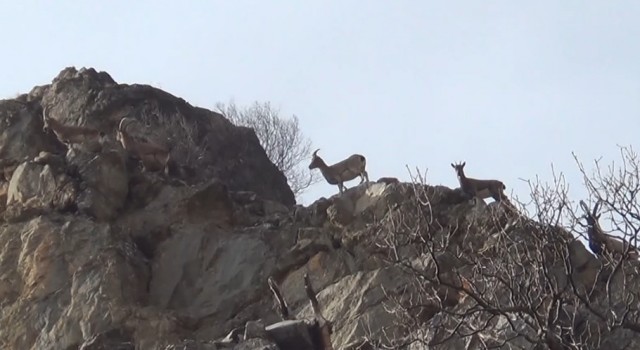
360, 146, 640, 349
124, 102, 203, 167
571, 146, 640, 259
215, 100, 320, 198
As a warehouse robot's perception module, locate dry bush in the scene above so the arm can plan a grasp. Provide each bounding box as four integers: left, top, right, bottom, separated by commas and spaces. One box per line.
361, 146, 640, 349
128, 101, 203, 166
215, 100, 320, 198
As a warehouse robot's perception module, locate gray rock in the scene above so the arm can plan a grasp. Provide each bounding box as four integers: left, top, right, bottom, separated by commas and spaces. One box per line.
73, 149, 129, 221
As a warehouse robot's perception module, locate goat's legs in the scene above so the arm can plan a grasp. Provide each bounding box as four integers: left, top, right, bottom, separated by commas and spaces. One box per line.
464, 189, 476, 201
359, 171, 370, 184
463, 189, 478, 205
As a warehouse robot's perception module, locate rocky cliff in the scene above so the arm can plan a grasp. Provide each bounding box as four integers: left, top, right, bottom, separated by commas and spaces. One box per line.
1, 68, 639, 350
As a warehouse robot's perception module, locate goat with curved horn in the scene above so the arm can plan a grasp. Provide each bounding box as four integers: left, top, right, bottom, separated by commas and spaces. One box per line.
579, 199, 605, 255
116, 116, 171, 173
579, 199, 639, 259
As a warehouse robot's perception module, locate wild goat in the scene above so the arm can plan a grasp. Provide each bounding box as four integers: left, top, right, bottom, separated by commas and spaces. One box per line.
579, 200, 639, 259
308, 149, 369, 195
42, 106, 106, 152
117, 117, 171, 173
451, 161, 507, 203
267, 274, 334, 349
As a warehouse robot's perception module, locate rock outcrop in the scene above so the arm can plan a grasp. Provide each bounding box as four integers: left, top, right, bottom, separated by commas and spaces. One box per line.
1, 67, 639, 350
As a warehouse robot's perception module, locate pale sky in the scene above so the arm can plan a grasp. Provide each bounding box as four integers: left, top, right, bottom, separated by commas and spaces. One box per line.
2, 1, 639, 239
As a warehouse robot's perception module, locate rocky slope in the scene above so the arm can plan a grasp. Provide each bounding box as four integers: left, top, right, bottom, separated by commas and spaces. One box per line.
1, 67, 639, 350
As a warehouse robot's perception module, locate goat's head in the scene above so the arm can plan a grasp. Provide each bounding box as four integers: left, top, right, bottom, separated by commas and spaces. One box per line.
451, 161, 466, 177
579, 199, 602, 227
42, 106, 52, 133
308, 148, 323, 170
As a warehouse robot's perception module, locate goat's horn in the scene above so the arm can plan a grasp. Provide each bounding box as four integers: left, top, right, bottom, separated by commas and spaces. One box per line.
118, 117, 130, 132
593, 200, 602, 216
312, 148, 320, 157
579, 200, 590, 215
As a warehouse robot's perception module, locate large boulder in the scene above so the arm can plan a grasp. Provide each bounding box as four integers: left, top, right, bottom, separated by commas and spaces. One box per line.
2, 66, 295, 208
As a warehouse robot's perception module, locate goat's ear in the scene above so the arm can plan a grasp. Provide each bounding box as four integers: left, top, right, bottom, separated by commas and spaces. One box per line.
451, 163, 455, 168
462, 162, 466, 167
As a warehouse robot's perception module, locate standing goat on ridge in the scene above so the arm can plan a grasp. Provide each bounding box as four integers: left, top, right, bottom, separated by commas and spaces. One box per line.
308, 149, 369, 195
117, 117, 171, 173
451, 161, 508, 204
579, 199, 639, 260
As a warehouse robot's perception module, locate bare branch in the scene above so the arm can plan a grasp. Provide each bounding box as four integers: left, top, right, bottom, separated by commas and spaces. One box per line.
215, 100, 321, 199
359, 145, 640, 349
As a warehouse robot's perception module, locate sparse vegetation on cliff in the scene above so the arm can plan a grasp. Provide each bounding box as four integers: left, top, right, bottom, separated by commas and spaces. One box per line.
0, 67, 639, 350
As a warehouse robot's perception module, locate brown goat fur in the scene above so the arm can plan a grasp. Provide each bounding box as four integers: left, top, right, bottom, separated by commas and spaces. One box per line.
580, 199, 639, 259
308, 149, 369, 194
117, 117, 171, 173
451, 161, 507, 203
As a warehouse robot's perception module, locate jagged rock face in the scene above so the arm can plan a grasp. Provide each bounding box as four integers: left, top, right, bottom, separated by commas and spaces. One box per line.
1, 66, 294, 210
1, 67, 639, 350
0, 216, 149, 350
0, 67, 297, 349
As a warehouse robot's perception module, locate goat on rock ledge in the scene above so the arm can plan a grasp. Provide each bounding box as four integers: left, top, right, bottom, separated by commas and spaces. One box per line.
308, 149, 369, 195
